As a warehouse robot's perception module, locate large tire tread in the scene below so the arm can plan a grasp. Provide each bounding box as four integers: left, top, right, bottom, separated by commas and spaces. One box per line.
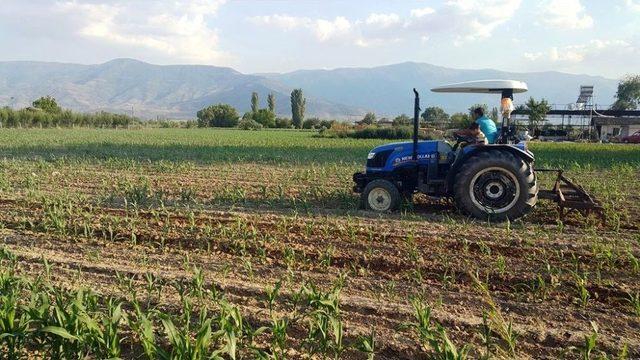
453, 150, 537, 221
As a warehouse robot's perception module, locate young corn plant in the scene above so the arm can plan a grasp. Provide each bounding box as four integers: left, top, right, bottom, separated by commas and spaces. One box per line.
159, 310, 213, 360
126, 300, 162, 360
579, 322, 599, 360
627, 292, 640, 317
573, 272, 591, 308
471, 272, 518, 357
0, 286, 31, 359
302, 282, 345, 359
401, 298, 469, 360
144, 272, 164, 308
478, 311, 496, 359
115, 271, 138, 302
33, 287, 102, 359
264, 280, 282, 317
269, 316, 289, 359
95, 298, 124, 359
41, 198, 70, 235
190, 265, 206, 299
215, 300, 267, 360
354, 329, 376, 360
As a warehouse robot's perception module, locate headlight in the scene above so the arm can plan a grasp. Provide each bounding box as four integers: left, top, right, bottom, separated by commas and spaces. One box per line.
367, 152, 376, 160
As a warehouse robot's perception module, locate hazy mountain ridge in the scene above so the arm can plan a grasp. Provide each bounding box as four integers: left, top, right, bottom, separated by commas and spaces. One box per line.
266, 62, 619, 115
0, 59, 619, 119
0, 59, 362, 119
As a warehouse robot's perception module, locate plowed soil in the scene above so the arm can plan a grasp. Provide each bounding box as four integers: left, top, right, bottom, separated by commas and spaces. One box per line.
1, 129, 639, 359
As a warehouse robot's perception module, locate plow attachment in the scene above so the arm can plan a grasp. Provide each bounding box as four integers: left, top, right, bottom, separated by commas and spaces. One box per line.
536, 169, 605, 220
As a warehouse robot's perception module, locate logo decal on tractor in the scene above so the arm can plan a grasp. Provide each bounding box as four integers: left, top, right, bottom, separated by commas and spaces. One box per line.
393, 153, 437, 166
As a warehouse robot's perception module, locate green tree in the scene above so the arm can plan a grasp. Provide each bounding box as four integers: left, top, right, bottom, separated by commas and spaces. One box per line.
32, 96, 61, 113
267, 93, 276, 113
251, 92, 259, 113
421, 106, 449, 128
392, 114, 412, 127
490, 107, 499, 123
253, 108, 276, 128
290, 89, 306, 129
302, 117, 321, 129
275, 117, 292, 128
361, 112, 376, 125
238, 118, 263, 130
319, 119, 335, 129
449, 112, 472, 129
196, 104, 240, 128
525, 97, 551, 133
468, 103, 488, 118
612, 74, 640, 110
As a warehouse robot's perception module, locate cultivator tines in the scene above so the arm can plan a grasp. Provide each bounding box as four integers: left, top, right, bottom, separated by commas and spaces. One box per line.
536, 169, 605, 220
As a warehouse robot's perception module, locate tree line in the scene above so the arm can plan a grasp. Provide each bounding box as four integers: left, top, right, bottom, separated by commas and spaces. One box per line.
197, 89, 310, 130
0, 96, 137, 128
5, 76, 636, 131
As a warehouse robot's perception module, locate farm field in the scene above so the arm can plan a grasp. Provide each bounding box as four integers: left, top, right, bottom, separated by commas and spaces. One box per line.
0, 128, 639, 359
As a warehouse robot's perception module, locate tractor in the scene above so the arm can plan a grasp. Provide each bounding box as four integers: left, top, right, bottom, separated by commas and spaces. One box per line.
353, 80, 602, 221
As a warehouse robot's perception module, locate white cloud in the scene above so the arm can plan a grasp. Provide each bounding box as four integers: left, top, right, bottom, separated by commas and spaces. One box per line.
365, 13, 401, 28
523, 39, 638, 77
249, 14, 353, 43
249, 0, 520, 47
452, 0, 522, 40
525, 46, 586, 63
248, 14, 312, 31
625, 0, 640, 11
407, 0, 522, 43
54, 0, 228, 64
539, 0, 594, 30
315, 17, 352, 41
410, 7, 436, 18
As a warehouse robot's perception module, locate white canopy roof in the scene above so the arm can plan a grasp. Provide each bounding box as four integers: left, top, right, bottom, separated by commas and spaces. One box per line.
431, 80, 528, 94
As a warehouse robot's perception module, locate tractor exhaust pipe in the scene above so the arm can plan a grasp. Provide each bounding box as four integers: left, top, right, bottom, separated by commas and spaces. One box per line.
413, 88, 420, 161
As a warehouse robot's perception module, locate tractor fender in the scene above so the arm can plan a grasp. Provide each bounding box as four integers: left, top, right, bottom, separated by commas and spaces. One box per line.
445, 145, 535, 195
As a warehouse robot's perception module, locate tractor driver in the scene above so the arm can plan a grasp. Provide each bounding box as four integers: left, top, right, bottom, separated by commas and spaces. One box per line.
454, 107, 498, 144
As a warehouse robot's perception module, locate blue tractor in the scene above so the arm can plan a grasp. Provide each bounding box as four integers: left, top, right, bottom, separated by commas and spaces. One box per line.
353, 80, 601, 221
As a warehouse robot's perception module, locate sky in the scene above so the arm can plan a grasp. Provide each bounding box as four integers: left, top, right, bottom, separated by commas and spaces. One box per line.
0, 0, 638, 79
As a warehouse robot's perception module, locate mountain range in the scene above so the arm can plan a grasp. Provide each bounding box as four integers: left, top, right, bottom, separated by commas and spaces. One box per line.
0, 58, 619, 120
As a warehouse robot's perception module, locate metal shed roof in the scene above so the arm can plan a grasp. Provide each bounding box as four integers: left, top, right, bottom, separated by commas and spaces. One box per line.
591, 117, 640, 126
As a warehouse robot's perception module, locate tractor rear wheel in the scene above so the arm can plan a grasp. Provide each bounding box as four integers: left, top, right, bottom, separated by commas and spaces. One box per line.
454, 150, 537, 221
361, 179, 401, 212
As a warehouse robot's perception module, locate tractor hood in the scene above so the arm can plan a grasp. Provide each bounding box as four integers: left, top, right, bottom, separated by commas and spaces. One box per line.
369, 141, 413, 154
368, 140, 445, 154
367, 140, 445, 169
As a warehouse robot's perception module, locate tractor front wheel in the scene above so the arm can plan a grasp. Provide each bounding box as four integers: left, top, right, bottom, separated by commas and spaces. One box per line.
454, 150, 537, 221
361, 179, 401, 212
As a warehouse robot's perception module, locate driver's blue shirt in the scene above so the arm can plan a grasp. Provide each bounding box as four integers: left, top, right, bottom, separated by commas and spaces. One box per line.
476, 116, 497, 144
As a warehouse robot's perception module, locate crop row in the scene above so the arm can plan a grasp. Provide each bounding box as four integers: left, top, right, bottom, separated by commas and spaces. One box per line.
1, 129, 639, 169
0, 247, 477, 359
4, 244, 634, 359
1, 194, 638, 318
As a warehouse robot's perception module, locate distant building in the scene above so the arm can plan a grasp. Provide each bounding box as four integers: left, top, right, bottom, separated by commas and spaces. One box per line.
591, 117, 640, 140
355, 118, 394, 127
376, 118, 393, 127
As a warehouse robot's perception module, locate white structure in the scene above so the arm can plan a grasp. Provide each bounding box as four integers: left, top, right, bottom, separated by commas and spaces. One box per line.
592, 117, 640, 139
431, 80, 528, 94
